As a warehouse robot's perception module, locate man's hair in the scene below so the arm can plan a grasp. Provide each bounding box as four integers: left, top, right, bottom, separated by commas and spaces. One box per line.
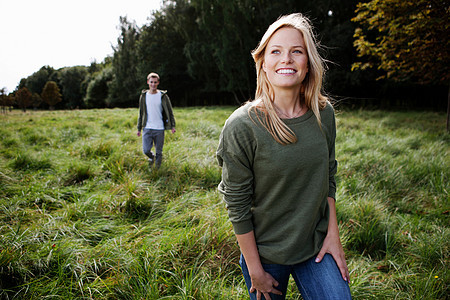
147, 72, 160, 81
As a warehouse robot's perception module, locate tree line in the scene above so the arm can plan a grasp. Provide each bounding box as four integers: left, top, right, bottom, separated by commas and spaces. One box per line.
1, 0, 448, 112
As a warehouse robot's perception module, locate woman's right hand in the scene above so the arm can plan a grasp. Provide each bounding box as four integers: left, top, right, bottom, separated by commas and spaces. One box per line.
249, 269, 282, 300
235, 231, 282, 299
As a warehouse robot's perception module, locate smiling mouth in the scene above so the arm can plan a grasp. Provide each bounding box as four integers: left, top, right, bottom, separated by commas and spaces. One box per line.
276, 68, 296, 74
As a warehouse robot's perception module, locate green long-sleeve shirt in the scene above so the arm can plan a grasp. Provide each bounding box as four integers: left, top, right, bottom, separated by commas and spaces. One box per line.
217, 102, 337, 265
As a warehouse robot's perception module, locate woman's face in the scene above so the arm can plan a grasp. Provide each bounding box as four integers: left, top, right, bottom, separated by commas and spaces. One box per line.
263, 27, 309, 93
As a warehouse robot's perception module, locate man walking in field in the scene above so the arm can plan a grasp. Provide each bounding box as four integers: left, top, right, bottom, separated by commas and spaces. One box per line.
137, 72, 176, 168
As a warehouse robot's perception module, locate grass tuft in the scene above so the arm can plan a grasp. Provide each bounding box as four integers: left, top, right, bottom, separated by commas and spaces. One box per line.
64, 162, 95, 185
9, 153, 52, 171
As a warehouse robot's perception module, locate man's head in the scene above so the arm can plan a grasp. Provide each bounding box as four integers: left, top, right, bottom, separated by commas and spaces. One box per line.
147, 72, 160, 94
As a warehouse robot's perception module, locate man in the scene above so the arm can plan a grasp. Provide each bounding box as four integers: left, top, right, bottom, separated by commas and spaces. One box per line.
137, 72, 176, 168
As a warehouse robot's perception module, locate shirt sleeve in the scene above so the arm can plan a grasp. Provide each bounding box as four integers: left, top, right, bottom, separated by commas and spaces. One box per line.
217, 115, 255, 235
327, 106, 338, 200
165, 94, 176, 128
137, 93, 144, 131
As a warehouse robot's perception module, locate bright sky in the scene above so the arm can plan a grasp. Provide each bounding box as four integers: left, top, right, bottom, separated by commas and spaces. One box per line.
0, 0, 162, 93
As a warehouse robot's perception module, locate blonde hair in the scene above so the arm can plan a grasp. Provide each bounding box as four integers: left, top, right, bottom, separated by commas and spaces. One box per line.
147, 72, 160, 81
250, 13, 329, 145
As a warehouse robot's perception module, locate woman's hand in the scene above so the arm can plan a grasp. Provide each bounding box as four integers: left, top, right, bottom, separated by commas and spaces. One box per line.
315, 197, 350, 283
236, 231, 283, 299
316, 228, 349, 282
249, 269, 282, 300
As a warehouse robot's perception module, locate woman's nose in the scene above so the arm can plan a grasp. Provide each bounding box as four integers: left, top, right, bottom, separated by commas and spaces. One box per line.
281, 52, 293, 63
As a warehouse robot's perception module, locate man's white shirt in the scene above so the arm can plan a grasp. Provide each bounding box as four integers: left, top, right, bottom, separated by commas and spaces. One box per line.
145, 91, 164, 130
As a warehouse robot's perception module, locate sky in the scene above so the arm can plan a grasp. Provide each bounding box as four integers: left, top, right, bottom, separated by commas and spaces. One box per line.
0, 0, 162, 93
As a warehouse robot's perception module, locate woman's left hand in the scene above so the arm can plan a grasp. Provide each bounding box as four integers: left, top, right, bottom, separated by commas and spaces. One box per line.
315, 197, 350, 283
316, 230, 349, 283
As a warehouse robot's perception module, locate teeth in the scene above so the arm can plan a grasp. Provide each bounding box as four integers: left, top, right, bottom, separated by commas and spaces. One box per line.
277, 69, 295, 74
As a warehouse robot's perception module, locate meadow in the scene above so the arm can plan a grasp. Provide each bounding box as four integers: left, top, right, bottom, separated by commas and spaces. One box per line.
0, 106, 448, 299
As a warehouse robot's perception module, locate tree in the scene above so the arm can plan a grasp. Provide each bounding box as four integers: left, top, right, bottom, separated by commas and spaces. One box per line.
41, 81, 62, 109
31, 93, 43, 110
0, 88, 13, 113
106, 0, 366, 106
0, 88, 6, 113
352, 0, 450, 129
15, 87, 33, 112
137, 1, 194, 105
184, 0, 256, 102
26, 66, 56, 94
84, 67, 114, 108
109, 17, 141, 107
58, 66, 88, 109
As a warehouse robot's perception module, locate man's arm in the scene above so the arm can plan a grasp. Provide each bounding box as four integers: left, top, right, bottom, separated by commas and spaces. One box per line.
137, 93, 144, 135
164, 94, 176, 129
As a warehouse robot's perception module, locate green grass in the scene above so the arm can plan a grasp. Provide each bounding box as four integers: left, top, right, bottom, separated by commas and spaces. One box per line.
0, 107, 448, 299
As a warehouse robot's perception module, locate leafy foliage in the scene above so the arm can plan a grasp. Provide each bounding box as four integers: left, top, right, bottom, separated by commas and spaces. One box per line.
352, 0, 450, 84
15, 87, 33, 112
83, 66, 113, 108
137, 1, 194, 105
109, 17, 141, 107
25, 66, 56, 94
0, 88, 14, 112
9, 0, 448, 109
41, 81, 62, 109
31, 92, 43, 110
58, 66, 88, 109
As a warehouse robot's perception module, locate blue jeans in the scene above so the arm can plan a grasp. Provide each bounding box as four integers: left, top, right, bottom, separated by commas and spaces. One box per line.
240, 254, 351, 300
142, 129, 165, 167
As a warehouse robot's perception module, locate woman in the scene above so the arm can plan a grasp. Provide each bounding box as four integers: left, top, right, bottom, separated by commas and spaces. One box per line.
217, 13, 351, 300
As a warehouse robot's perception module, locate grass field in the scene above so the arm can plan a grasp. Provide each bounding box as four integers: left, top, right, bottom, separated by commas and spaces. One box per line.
0, 107, 448, 299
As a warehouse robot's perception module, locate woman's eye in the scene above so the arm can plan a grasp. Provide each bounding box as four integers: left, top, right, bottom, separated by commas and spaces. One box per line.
293, 50, 302, 54
271, 50, 280, 54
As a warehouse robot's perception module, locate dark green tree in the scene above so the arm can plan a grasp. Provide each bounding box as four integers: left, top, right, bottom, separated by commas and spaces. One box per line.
184, 0, 256, 102
84, 67, 114, 108
109, 17, 141, 107
17, 78, 27, 91
26, 66, 56, 94
31, 93, 43, 110
58, 66, 88, 109
80, 58, 113, 106
106, 0, 364, 106
137, 1, 193, 105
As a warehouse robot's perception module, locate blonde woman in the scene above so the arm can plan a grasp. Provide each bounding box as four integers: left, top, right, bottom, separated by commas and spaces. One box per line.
217, 13, 351, 300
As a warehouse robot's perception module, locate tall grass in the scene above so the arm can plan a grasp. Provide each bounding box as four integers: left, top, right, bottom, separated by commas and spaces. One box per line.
0, 107, 448, 299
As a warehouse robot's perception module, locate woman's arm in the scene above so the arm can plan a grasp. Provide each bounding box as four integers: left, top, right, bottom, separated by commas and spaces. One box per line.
315, 197, 350, 282
236, 231, 282, 299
